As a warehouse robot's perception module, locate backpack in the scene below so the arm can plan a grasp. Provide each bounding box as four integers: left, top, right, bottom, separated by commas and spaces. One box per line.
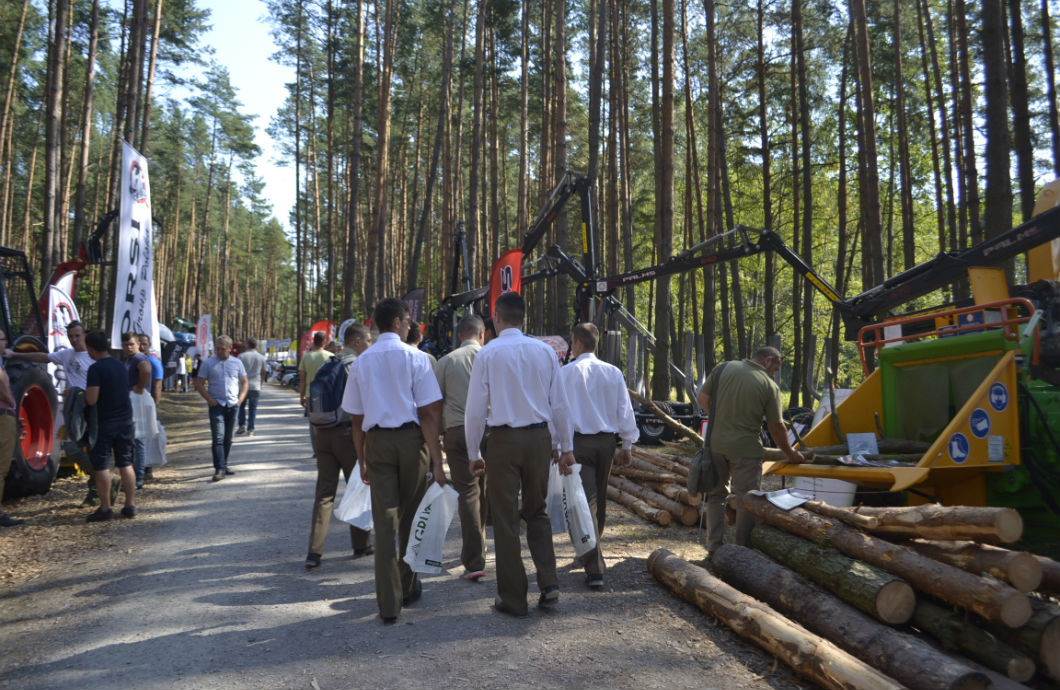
307, 354, 355, 428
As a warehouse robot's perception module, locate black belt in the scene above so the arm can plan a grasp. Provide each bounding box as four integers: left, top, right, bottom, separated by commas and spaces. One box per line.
0, 409, 14, 417
368, 421, 419, 432
489, 421, 547, 430
574, 431, 617, 439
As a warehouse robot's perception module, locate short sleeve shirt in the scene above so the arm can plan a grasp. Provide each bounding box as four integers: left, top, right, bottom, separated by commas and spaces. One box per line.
198, 355, 247, 406
127, 353, 150, 389
342, 332, 442, 431
299, 349, 333, 389
148, 353, 164, 382
239, 350, 267, 391
49, 348, 93, 391
700, 358, 784, 458
87, 356, 133, 428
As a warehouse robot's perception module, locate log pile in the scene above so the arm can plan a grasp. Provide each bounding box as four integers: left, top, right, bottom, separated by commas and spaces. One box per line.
603, 445, 701, 528
642, 483, 1060, 689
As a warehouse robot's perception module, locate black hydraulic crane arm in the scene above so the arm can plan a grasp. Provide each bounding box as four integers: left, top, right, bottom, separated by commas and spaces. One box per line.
582, 224, 845, 311
520, 170, 596, 273
842, 204, 1060, 334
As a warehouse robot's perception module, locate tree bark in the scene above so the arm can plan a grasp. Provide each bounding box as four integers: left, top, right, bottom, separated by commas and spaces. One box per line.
847, 504, 1023, 544
629, 449, 688, 478
981, 0, 1012, 248
72, 0, 101, 250
606, 485, 671, 526
987, 597, 1060, 682
741, 494, 1032, 628
611, 466, 684, 485
1034, 554, 1060, 595
712, 544, 988, 690
343, 0, 366, 320
644, 481, 701, 507
43, 0, 71, 283
902, 540, 1041, 593
1042, 0, 1060, 175
750, 524, 916, 625
911, 599, 1035, 682
648, 548, 909, 690
849, 0, 884, 287
608, 475, 698, 525
1007, 0, 1034, 221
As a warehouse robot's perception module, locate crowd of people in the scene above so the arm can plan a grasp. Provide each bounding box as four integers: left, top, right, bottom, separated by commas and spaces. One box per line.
0, 295, 803, 628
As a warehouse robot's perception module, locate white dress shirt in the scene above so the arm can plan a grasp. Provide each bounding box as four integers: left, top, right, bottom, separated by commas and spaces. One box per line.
560, 352, 639, 451
342, 331, 442, 431
464, 327, 572, 459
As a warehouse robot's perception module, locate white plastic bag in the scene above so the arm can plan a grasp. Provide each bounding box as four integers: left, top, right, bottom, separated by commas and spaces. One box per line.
546, 462, 566, 534
403, 482, 459, 574
562, 463, 598, 557
145, 423, 167, 467
130, 390, 158, 439
334, 463, 373, 530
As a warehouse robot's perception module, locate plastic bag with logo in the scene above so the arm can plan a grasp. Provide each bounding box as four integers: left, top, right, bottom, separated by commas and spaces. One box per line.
562, 463, 598, 557
546, 461, 567, 534
403, 482, 459, 574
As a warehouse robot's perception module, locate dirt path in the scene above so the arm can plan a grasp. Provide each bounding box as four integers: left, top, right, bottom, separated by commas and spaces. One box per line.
0, 384, 812, 690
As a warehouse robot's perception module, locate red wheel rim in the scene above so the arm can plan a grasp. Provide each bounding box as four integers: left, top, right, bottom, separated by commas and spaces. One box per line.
19, 384, 54, 472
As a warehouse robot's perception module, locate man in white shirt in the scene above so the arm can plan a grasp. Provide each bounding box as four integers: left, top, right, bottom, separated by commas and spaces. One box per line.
465, 291, 575, 617
237, 338, 267, 436
560, 322, 638, 589
4, 320, 92, 392
342, 298, 446, 624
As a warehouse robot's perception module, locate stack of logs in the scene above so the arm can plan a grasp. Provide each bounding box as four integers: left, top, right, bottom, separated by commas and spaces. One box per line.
606, 444, 702, 527
647, 493, 1060, 690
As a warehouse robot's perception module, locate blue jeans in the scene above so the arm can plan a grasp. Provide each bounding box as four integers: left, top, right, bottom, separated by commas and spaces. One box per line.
238, 390, 260, 431
208, 404, 238, 472
133, 439, 147, 485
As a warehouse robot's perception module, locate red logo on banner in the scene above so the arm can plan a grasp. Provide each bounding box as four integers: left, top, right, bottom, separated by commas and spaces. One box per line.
488, 249, 523, 316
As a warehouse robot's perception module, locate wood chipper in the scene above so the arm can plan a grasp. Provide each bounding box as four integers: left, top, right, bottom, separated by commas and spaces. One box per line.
768, 183, 1060, 552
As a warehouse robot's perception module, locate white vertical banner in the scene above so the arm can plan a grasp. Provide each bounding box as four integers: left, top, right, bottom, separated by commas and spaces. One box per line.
47, 284, 81, 393
110, 141, 157, 349
196, 314, 213, 358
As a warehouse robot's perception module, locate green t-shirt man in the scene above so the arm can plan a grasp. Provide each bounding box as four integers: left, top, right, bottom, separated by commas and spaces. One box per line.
298, 344, 334, 408
699, 354, 784, 459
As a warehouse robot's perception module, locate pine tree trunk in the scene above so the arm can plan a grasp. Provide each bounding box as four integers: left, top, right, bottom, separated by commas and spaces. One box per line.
1041, 0, 1060, 175
343, 0, 365, 319
850, 0, 884, 288
1008, 0, 1034, 221
43, 0, 71, 283
981, 0, 1012, 248
72, 0, 100, 250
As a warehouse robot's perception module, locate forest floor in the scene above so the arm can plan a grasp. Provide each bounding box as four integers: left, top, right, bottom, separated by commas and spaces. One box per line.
0, 383, 814, 690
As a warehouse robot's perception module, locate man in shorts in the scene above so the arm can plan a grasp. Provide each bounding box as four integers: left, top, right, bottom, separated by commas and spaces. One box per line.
84, 329, 137, 521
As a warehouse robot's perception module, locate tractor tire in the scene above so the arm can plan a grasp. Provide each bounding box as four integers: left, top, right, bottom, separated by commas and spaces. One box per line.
3, 360, 59, 500
637, 401, 675, 445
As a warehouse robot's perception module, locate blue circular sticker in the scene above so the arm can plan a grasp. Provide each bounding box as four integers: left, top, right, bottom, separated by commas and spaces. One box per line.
989, 383, 1009, 412
948, 433, 970, 464
969, 408, 991, 439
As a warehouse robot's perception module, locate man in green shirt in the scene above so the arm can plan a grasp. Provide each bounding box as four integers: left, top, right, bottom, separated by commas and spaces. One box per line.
696, 345, 804, 557
299, 332, 333, 456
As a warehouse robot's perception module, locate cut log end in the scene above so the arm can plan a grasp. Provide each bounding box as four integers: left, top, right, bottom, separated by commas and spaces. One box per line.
1003, 657, 1036, 684
875, 580, 916, 625
1000, 592, 1033, 629
994, 510, 1023, 544
1006, 553, 1044, 593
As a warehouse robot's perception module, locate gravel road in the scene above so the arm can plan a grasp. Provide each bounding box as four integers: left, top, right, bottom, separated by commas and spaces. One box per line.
0, 384, 811, 690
